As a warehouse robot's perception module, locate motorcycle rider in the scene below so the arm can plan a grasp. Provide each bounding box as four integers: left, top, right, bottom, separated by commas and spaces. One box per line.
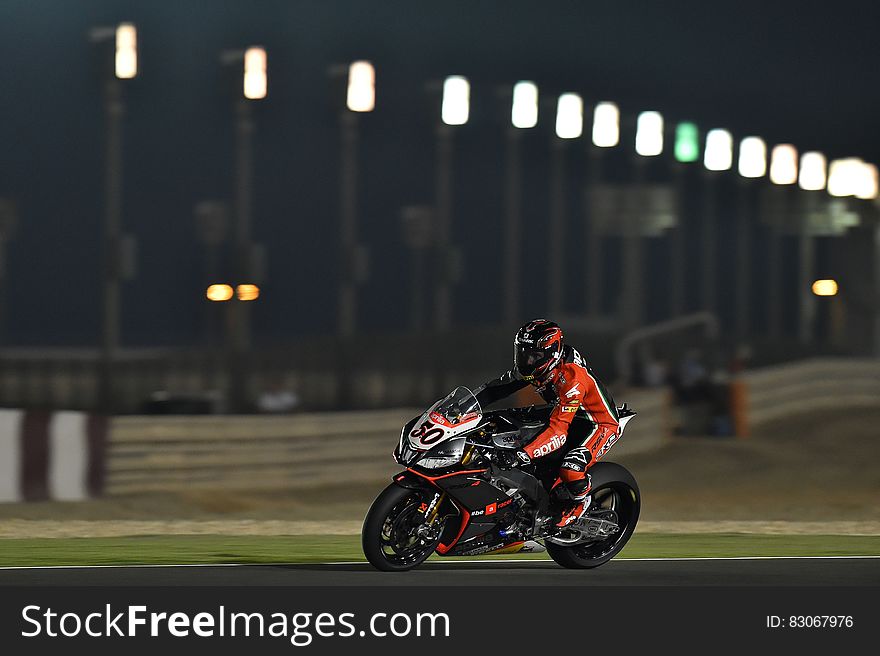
474, 319, 620, 529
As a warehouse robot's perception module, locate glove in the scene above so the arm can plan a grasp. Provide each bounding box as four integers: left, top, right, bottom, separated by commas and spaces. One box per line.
515, 450, 531, 465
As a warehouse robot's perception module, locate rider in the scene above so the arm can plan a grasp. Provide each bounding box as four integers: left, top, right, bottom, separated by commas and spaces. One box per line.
474, 319, 620, 529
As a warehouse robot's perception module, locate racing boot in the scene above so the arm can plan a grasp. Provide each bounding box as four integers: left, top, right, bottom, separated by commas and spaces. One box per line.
555, 494, 591, 529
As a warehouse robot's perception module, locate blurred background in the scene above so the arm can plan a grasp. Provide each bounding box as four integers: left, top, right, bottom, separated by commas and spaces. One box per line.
0, 1, 877, 533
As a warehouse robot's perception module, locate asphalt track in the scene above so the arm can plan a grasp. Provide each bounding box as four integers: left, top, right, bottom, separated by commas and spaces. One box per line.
1, 557, 878, 586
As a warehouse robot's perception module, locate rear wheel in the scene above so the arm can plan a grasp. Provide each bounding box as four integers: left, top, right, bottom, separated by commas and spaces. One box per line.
546, 462, 640, 569
362, 483, 443, 572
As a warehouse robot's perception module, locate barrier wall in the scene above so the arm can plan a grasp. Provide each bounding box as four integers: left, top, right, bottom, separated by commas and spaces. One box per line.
10, 355, 875, 501
105, 410, 417, 495
742, 358, 880, 429
103, 387, 670, 496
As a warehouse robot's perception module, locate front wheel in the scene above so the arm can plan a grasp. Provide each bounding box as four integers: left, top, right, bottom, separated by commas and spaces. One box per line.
546, 462, 640, 569
362, 483, 442, 572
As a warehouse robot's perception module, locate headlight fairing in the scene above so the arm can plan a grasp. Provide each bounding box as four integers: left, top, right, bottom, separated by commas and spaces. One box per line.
395, 417, 421, 465
416, 437, 466, 469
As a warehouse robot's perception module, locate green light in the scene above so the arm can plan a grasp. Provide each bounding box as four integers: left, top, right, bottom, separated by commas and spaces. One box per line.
675, 122, 700, 163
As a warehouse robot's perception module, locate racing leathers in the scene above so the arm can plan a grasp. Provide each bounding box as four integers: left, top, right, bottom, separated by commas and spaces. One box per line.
474, 345, 620, 525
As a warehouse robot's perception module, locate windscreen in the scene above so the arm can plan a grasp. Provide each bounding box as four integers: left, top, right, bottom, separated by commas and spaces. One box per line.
430, 386, 481, 427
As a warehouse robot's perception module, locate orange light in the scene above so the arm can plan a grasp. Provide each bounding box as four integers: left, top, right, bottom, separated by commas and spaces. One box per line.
206, 284, 234, 301
811, 279, 838, 297
236, 284, 260, 301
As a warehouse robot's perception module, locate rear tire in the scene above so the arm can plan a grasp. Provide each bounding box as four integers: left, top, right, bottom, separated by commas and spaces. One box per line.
546, 462, 640, 569
362, 483, 440, 572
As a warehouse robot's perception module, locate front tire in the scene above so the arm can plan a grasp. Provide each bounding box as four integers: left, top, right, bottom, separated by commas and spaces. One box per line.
546, 462, 640, 569
362, 483, 440, 572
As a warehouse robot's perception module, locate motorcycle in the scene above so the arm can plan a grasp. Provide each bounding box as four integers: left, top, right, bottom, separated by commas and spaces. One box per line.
362, 386, 640, 571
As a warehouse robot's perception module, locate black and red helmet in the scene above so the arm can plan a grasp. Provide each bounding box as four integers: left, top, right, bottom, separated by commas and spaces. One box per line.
513, 319, 563, 383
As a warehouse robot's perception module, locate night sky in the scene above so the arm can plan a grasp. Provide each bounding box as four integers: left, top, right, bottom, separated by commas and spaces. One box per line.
1, 0, 878, 346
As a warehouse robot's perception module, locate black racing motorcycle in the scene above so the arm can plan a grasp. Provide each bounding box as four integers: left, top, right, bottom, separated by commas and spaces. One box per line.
362, 386, 640, 571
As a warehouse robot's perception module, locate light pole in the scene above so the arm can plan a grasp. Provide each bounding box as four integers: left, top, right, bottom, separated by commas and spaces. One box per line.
587, 101, 619, 317
735, 136, 768, 339
874, 213, 880, 357
401, 206, 434, 330
701, 128, 733, 316
549, 92, 583, 317
0, 199, 16, 343
769, 144, 807, 342
797, 152, 829, 344
194, 200, 229, 346
621, 110, 664, 328
337, 61, 374, 338
670, 121, 701, 318
827, 158, 878, 353
89, 22, 137, 414
503, 81, 538, 326
220, 45, 267, 412
434, 76, 469, 331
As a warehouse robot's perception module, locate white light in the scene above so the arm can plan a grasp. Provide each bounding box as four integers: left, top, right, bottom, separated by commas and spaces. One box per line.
798, 152, 827, 191
855, 162, 878, 200
346, 61, 375, 112
243, 47, 267, 100
826, 157, 877, 199
827, 158, 860, 197
441, 76, 469, 126
769, 144, 798, 185
511, 81, 538, 129
592, 102, 619, 147
737, 137, 766, 178
115, 23, 137, 79
635, 111, 663, 156
555, 93, 583, 139
704, 129, 733, 171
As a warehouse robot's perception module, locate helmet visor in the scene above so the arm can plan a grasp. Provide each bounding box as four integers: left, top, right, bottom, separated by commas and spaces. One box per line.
514, 344, 549, 378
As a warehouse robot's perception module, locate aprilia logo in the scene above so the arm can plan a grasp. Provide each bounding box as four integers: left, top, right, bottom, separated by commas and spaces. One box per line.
532, 434, 566, 458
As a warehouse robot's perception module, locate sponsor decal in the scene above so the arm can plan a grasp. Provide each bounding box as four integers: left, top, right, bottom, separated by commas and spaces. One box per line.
564, 383, 581, 398
485, 503, 497, 515
498, 498, 513, 509
532, 434, 566, 458
470, 509, 484, 517
595, 431, 621, 459
462, 542, 508, 556
562, 405, 578, 413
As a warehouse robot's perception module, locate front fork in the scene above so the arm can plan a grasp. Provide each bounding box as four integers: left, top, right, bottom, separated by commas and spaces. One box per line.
423, 491, 446, 525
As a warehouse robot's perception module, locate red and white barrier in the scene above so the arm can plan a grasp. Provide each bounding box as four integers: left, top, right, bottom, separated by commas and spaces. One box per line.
0, 409, 106, 503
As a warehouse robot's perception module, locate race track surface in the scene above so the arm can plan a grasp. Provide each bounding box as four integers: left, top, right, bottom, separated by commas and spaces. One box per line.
1, 557, 878, 586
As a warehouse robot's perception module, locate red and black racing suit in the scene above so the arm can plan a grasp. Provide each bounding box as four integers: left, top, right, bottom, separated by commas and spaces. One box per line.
474, 345, 620, 502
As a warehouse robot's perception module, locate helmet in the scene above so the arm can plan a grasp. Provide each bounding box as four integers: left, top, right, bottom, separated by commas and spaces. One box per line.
513, 319, 563, 383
